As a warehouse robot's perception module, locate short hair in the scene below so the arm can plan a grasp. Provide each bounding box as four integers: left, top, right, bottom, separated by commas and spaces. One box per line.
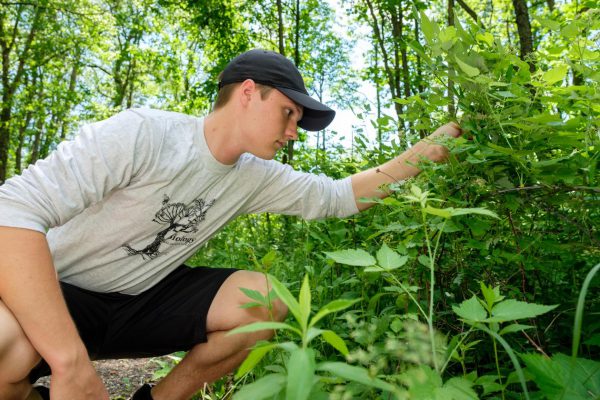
213, 82, 275, 110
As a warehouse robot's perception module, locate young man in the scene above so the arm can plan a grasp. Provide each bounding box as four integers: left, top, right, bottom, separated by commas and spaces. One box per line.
0, 49, 460, 400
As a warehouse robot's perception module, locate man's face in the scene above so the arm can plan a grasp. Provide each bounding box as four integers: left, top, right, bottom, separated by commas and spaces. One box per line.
244, 86, 304, 160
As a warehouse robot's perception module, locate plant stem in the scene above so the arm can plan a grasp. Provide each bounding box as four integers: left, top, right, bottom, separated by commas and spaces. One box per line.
492, 336, 505, 400
422, 209, 439, 372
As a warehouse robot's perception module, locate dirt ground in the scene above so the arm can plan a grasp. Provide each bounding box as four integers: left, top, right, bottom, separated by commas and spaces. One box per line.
35, 357, 163, 399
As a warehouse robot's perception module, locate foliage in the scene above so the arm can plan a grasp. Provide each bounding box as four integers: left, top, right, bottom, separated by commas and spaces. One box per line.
1, 0, 598, 398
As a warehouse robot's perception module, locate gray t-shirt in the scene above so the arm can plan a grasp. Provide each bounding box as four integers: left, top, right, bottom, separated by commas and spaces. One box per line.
0, 109, 358, 294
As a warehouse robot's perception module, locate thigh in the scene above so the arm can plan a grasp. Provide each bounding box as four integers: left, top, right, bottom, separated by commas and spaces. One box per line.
102, 265, 238, 359
206, 270, 283, 333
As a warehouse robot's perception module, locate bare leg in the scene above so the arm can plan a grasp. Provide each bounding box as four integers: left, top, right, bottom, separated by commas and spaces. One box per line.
0, 301, 42, 400
151, 271, 287, 400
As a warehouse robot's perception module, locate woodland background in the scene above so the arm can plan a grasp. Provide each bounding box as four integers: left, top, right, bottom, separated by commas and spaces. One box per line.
1, 0, 599, 398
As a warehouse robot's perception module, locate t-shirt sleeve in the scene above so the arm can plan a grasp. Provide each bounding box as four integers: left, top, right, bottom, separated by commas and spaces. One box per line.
0, 110, 153, 233
241, 158, 359, 220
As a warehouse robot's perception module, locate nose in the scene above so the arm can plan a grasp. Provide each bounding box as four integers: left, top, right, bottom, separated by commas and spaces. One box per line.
286, 120, 298, 140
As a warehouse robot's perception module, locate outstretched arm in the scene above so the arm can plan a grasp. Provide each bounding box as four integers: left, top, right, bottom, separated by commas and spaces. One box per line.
351, 122, 462, 211
0, 226, 108, 399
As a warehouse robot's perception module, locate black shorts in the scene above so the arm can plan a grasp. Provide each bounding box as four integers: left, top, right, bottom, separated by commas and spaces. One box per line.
29, 265, 237, 382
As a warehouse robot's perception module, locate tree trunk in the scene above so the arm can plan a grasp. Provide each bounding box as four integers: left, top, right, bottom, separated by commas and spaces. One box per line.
512, 0, 535, 72
276, 0, 285, 56
447, 0, 456, 117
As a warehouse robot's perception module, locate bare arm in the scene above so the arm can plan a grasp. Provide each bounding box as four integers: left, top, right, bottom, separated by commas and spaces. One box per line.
0, 226, 108, 399
351, 123, 461, 211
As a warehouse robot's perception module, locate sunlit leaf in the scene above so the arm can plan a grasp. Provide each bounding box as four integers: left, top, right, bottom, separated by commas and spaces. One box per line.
455, 56, 480, 77
322, 330, 349, 356
542, 65, 568, 85
324, 249, 376, 266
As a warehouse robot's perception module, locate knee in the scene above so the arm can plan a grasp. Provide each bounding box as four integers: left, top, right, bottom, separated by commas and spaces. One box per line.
0, 303, 40, 385
238, 272, 288, 322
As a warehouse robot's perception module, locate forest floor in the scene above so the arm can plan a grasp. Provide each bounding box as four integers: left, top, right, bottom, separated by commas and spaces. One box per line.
36, 357, 164, 399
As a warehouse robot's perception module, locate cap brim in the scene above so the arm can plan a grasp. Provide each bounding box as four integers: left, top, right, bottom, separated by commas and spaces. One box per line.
277, 87, 336, 131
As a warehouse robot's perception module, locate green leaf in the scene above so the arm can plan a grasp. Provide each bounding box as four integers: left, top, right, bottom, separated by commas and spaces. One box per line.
499, 323, 534, 335
487, 300, 558, 322
324, 249, 376, 267
310, 298, 360, 328
441, 377, 478, 399
376, 243, 409, 270
317, 362, 398, 393
449, 207, 499, 219
420, 11, 438, 45
227, 321, 301, 337
322, 330, 349, 356
542, 65, 568, 85
455, 56, 480, 77
235, 343, 278, 379
286, 348, 315, 400
232, 373, 285, 400
240, 287, 267, 304
423, 205, 452, 218
521, 353, 600, 398
418, 254, 432, 268
476, 32, 494, 46
453, 296, 488, 322
299, 275, 311, 330
268, 275, 302, 326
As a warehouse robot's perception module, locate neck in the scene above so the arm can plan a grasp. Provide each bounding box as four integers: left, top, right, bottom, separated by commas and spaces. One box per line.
203, 107, 244, 165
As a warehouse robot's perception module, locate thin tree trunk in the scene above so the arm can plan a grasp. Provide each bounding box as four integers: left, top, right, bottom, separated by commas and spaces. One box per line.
456, 0, 482, 26
276, 0, 285, 55
512, 0, 535, 72
447, 0, 456, 117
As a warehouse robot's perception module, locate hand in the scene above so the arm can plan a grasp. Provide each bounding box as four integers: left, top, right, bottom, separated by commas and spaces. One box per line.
420, 122, 462, 163
50, 361, 109, 400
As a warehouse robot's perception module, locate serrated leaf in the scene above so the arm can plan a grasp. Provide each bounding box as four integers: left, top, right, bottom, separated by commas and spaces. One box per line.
232, 373, 285, 400
455, 56, 480, 77
322, 330, 349, 356
487, 300, 558, 322
376, 243, 409, 270
453, 296, 488, 322
440, 377, 478, 399
324, 249, 376, 266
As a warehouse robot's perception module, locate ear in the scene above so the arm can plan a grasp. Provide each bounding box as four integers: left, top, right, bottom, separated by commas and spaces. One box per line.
238, 79, 257, 107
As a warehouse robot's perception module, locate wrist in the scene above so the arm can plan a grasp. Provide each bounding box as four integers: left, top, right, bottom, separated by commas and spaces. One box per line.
413, 139, 446, 163
47, 343, 91, 376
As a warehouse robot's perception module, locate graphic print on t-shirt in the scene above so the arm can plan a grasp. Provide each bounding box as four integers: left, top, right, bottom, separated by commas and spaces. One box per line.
122, 194, 215, 259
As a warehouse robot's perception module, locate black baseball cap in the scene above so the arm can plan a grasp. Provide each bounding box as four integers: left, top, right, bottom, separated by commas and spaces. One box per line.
218, 49, 336, 131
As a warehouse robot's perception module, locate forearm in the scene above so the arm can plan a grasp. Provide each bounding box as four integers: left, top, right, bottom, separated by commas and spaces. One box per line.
351, 140, 446, 211
0, 226, 90, 373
